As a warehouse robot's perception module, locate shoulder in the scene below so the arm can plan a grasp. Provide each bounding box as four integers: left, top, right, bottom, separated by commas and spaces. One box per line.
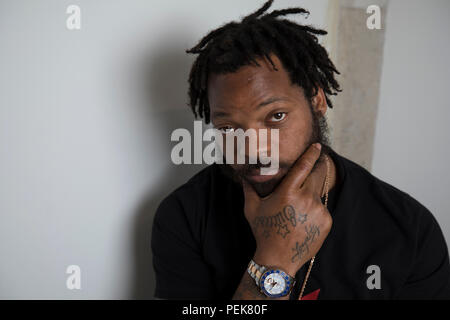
157, 164, 219, 211
333, 152, 450, 297
336, 152, 433, 228
153, 164, 226, 238
335, 152, 449, 270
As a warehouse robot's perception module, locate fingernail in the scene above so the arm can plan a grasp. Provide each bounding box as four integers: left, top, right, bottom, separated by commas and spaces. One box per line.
313, 143, 322, 151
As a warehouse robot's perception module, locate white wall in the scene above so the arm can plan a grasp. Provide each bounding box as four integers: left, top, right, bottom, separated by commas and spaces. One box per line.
372, 0, 450, 245
0, 0, 328, 299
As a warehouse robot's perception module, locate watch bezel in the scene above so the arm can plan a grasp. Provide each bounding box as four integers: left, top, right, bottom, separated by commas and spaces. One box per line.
259, 269, 295, 298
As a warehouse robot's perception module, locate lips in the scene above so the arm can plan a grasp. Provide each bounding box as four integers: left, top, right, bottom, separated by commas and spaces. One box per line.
245, 167, 281, 183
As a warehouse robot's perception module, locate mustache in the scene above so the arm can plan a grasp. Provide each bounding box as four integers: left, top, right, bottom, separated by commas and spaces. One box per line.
233, 161, 290, 177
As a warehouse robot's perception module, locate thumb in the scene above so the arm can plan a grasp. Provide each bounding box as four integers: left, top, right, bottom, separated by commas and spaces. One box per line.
242, 179, 260, 214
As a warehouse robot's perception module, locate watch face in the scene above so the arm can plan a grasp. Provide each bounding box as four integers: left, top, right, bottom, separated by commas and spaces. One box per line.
260, 270, 292, 297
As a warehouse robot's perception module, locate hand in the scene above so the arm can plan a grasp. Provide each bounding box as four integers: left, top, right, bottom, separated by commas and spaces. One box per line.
242, 143, 333, 277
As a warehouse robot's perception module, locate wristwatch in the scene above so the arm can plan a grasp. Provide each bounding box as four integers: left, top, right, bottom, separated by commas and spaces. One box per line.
247, 259, 296, 298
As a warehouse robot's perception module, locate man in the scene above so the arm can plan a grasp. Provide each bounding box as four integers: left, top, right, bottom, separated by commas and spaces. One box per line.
151, 0, 450, 300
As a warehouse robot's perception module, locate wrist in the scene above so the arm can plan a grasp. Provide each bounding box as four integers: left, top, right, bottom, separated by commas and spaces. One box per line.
253, 251, 301, 278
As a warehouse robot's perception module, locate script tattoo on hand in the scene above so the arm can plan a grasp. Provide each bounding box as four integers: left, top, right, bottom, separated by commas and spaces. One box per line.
291, 224, 320, 263
252, 205, 308, 239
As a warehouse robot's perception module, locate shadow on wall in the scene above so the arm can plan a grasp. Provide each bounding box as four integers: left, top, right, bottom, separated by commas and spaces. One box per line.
130, 41, 206, 299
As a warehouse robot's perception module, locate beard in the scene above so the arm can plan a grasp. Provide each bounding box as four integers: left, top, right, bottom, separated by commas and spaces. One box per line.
219, 108, 330, 198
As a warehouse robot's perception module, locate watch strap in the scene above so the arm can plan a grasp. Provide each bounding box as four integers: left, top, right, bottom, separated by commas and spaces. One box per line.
247, 259, 267, 287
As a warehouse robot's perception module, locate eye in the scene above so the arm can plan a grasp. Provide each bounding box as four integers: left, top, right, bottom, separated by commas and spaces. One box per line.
270, 112, 286, 122
217, 126, 235, 134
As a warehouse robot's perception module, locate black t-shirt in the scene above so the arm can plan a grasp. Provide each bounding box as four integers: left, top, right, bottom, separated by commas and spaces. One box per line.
151, 149, 450, 299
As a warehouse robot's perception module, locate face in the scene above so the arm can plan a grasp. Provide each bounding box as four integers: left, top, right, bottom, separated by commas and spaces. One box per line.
207, 54, 328, 197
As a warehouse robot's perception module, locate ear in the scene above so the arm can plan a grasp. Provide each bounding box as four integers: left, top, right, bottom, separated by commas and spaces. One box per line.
311, 87, 327, 117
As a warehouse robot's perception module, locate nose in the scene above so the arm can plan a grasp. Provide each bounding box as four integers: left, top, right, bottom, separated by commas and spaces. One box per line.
235, 125, 276, 165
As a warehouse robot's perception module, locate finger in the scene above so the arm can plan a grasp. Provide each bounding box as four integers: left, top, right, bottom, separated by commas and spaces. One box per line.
242, 179, 260, 212
278, 143, 322, 192
302, 158, 326, 197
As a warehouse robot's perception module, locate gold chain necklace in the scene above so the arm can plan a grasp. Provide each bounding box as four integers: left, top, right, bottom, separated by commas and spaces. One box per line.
298, 154, 330, 300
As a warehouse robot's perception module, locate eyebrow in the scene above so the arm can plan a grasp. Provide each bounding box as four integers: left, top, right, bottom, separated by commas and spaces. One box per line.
257, 96, 289, 108
212, 96, 289, 119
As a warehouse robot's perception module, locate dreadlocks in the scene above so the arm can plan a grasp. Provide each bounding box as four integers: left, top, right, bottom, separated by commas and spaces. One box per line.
186, 0, 341, 124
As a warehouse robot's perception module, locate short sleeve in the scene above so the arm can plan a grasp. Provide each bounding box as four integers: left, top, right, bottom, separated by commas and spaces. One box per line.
151, 193, 215, 299
396, 204, 450, 299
